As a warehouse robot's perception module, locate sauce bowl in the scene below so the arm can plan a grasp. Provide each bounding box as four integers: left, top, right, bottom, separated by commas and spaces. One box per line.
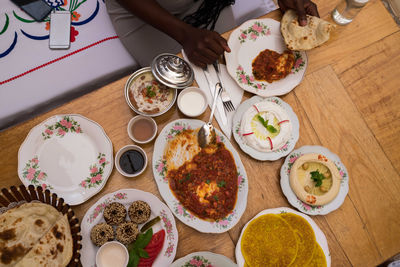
115, 145, 148, 178
177, 87, 208, 117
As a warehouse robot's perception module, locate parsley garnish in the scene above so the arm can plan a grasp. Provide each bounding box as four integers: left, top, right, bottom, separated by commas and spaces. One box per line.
310, 170, 325, 187
213, 195, 219, 201
179, 173, 191, 183
146, 86, 156, 98
257, 115, 277, 133
217, 180, 226, 188
205, 179, 211, 184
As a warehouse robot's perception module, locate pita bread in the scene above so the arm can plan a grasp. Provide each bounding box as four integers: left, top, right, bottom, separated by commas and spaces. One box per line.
281, 9, 335, 51
15, 215, 73, 267
0, 203, 61, 266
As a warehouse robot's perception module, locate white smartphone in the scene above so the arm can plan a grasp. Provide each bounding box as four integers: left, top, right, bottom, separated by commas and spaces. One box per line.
49, 11, 71, 49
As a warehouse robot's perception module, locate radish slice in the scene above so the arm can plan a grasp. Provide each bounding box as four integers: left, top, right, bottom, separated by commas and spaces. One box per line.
267, 137, 273, 150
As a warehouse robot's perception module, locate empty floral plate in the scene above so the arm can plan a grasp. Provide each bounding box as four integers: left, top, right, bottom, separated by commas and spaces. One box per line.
171, 251, 237, 267
18, 114, 113, 205
225, 18, 307, 97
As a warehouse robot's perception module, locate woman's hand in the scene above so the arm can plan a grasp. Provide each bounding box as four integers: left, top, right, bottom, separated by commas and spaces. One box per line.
278, 0, 319, 26
181, 27, 231, 69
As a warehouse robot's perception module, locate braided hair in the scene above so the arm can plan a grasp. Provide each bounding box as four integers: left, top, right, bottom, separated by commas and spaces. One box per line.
183, 0, 235, 30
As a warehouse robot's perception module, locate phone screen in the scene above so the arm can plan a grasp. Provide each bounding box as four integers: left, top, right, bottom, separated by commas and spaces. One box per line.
11, 0, 53, 21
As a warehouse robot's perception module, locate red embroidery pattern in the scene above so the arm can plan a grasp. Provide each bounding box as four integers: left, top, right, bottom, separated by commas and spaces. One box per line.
0, 36, 118, 85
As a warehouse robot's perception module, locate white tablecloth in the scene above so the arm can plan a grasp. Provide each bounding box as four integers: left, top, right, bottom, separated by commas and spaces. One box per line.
0, 0, 138, 130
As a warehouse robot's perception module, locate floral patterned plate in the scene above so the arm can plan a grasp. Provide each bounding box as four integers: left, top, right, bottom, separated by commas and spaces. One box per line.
171, 251, 237, 267
152, 119, 248, 233
235, 207, 331, 267
225, 18, 307, 97
80, 188, 178, 267
232, 95, 299, 161
280, 145, 349, 215
17, 114, 113, 205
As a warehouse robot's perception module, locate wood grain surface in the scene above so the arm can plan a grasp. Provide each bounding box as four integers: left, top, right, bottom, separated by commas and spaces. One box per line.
0, 0, 399, 266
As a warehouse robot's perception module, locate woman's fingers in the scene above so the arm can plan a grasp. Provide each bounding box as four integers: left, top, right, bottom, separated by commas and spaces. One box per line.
295, 0, 307, 26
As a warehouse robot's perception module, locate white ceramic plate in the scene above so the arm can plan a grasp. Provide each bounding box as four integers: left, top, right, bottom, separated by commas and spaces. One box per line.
18, 114, 113, 205
232, 96, 299, 161
152, 119, 248, 233
225, 18, 307, 97
280, 145, 349, 215
235, 207, 331, 267
80, 188, 178, 267
171, 251, 237, 267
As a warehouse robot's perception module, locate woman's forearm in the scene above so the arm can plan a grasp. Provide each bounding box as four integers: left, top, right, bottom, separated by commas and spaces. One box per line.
116, 0, 192, 45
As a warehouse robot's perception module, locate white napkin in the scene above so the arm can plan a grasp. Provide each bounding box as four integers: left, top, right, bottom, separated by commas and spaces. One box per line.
182, 51, 244, 139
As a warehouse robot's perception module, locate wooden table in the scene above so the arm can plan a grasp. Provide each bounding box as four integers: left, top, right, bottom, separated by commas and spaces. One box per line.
1, 0, 399, 266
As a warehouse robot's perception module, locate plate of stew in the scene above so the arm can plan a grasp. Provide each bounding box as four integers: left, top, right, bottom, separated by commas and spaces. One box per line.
225, 18, 308, 97
152, 119, 248, 233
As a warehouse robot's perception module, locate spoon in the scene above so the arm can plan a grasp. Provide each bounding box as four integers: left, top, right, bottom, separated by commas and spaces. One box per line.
198, 82, 222, 148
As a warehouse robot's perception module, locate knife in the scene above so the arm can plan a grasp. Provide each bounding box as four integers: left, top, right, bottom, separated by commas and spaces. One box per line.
203, 68, 228, 126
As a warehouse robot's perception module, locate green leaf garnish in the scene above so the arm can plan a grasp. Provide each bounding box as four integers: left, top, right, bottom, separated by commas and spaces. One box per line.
266, 125, 277, 133
213, 195, 219, 201
257, 115, 278, 133
127, 228, 153, 267
217, 180, 226, 187
179, 173, 191, 183
206, 179, 211, 184
310, 170, 325, 187
146, 86, 156, 98
138, 248, 149, 258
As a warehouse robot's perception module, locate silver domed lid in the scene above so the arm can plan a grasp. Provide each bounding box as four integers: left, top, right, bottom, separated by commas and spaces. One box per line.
151, 53, 194, 89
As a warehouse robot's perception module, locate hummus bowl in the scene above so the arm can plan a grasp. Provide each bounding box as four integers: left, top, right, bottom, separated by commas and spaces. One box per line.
232, 96, 299, 161
289, 153, 341, 206
280, 145, 349, 215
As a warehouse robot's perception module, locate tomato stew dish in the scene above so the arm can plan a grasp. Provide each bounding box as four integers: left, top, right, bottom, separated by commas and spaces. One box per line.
168, 142, 238, 221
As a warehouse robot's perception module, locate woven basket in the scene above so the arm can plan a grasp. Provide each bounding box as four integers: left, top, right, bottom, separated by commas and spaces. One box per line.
0, 184, 82, 266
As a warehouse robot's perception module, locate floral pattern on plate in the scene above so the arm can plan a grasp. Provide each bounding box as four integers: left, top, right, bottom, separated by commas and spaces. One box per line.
280, 145, 350, 215
79, 153, 110, 188
232, 96, 299, 161
81, 189, 178, 267
42, 115, 82, 140
225, 18, 308, 97
238, 21, 271, 43
18, 114, 113, 206
152, 119, 248, 233
21, 156, 52, 190
171, 251, 236, 267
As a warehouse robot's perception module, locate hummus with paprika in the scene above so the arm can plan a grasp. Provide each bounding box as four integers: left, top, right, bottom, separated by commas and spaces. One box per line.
289, 153, 341, 206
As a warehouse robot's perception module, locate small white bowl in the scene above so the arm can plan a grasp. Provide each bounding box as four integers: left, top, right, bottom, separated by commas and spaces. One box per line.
127, 115, 158, 144
115, 145, 148, 178
177, 87, 207, 117
96, 241, 129, 267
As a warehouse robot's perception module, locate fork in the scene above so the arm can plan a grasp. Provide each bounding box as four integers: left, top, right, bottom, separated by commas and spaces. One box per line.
212, 61, 235, 112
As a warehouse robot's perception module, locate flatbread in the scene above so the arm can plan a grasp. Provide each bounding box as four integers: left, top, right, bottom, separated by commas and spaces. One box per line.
281, 9, 335, 51
15, 215, 73, 267
280, 213, 316, 266
241, 214, 298, 266
308, 242, 327, 267
0, 202, 61, 266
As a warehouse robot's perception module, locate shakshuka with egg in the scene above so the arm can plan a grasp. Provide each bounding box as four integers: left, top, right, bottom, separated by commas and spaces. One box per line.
167, 139, 238, 221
